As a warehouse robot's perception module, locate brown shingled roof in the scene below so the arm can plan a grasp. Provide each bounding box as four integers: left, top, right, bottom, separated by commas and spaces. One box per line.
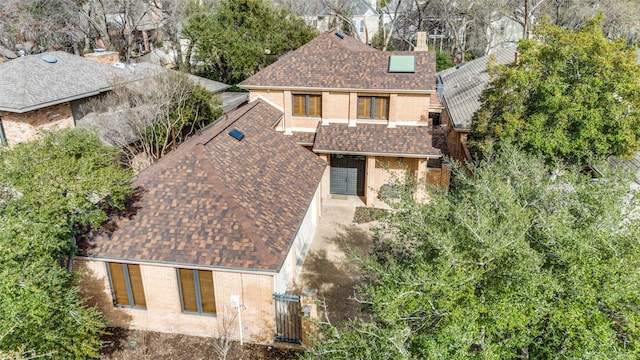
292, 132, 316, 145
239, 31, 437, 92
80, 100, 326, 272
313, 123, 441, 157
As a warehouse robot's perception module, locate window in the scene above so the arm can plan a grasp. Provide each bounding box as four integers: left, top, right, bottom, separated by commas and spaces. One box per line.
293, 94, 321, 117
357, 96, 389, 120
177, 269, 216, 315
360, 20, 364, 33
0, 117, 6, 146
107, 263, 146, 308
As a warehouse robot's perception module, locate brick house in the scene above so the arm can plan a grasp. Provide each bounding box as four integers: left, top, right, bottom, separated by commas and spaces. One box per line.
77, 100, 325, 343
239, 30, 450, 205
437, 46, 517, 162
0, 51, 120, 145
0, 51, 242, 147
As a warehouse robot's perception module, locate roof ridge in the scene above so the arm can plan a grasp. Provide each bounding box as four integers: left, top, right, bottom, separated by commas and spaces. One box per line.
193, 143, 276, 262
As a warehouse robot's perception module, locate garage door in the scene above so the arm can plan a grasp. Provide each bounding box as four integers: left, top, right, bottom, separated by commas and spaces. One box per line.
330, 155, 365, 196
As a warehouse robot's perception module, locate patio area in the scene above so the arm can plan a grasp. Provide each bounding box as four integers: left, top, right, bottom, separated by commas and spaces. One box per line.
298, 196, 382, 325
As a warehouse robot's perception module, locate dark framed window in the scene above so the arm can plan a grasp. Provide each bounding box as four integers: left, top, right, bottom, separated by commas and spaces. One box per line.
357, 96, 389, 120
293, 94, 321, 117
0, 117, 6, 146
107, 263, 147, 309
177, 269, 216, 316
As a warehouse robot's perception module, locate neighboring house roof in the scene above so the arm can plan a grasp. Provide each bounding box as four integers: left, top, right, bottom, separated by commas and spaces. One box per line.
313, 123, 441, 157
80, 100, 326, 272
0, 51, 120, 113
437, 46, 517, 131
239, 30, 437, 92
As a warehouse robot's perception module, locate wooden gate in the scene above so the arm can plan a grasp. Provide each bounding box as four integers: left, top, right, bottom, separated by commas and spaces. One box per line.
273, 293, 302, 344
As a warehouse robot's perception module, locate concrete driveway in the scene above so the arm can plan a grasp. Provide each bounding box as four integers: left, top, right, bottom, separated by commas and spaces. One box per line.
299, 199, 377, 325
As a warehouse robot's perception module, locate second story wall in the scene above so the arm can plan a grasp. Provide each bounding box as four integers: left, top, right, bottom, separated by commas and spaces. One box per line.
249, 90, 436, 133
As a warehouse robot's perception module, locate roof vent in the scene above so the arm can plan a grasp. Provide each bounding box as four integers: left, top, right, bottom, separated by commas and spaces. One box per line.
388, 55, 415, 73
42, 54, 57, 64
229, 129, 245, 141
455, 62, 467, 70
335, 32, 345, 39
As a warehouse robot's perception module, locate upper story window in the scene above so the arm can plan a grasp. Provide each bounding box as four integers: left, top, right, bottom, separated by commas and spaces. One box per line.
293, 94, 321, 117
357, 96, 389, 120
177, 268, 216, 316
107, 263, 147, 309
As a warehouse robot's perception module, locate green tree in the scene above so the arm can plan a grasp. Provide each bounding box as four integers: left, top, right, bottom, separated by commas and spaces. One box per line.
468, 15, 640, 165
182, 0, 317, 83
0, 129, 133, 358
436, 51, 455, 71
306, 146, 640, 359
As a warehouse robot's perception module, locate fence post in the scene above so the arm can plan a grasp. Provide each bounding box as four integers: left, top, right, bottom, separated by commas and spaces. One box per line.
300, 288, 318, 347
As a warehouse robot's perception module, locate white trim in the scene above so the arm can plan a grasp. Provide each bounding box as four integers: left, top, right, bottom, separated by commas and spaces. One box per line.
76, 256, 279, 276
314, 149, 441, 158
241, 85, 436, 95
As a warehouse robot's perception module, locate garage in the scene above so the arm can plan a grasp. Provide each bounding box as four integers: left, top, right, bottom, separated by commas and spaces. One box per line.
330, 154, 365, 196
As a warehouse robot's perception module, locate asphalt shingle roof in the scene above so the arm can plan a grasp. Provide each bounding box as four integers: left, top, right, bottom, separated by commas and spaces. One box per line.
0, 51, 120, 113
438, 47, 517, 130
80, 100, 326, 272
240, 30, 437, 92
313, 123, 441, 157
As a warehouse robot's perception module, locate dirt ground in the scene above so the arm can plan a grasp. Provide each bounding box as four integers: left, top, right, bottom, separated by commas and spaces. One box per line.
299, 201, 377, 325
101, 327, 303, 360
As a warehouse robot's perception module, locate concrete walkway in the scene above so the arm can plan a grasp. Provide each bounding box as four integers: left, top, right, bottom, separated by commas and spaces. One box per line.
299, 198, 378, 325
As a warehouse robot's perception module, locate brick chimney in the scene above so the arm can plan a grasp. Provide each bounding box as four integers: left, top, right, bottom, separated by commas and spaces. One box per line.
414, 32, 428, 52
84, 50, 120, 66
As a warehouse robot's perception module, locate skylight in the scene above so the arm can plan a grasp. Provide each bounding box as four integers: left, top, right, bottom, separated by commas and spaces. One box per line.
229, 129, 245, 141
388, 55, 415, 73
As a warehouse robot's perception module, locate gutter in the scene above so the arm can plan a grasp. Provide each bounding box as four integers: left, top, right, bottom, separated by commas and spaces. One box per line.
75, 255, 280, 276
239, 85, 437, 95
313, 149, 441, 158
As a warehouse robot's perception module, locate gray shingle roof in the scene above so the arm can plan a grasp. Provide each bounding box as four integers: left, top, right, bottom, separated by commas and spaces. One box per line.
80, 100, 326, 272
240, 30, 437, 92
438, 47, 517, 131
0, 51, 121, 113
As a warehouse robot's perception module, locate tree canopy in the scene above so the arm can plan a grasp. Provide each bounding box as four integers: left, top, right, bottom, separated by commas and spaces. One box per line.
182, 0, 317, 83
469, 15, 640, 165
0, 129, 133, 358
306, 146, 640, 359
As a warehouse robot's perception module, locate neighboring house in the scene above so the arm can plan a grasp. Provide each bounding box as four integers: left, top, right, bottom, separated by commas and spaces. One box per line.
240, 30, 450, 206
437, 46, 517, 162
0, 52, 119, 146
0, 50, 243, 147
307, 0, 380, 45
77, 99, 326, 343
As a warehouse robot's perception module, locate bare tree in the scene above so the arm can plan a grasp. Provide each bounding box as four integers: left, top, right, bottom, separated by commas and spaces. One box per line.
212, 306, 239, 360
81, 70, 221, 170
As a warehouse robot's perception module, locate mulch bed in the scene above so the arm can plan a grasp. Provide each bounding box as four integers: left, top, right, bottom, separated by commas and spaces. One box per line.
352, 206, 388, 224
101, 327, 303, 360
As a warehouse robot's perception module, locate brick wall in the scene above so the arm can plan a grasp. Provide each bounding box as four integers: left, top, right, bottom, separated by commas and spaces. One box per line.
365, 156, 419, 205
249, 90, 437, 131
394, 94, 432, 125
0, 103, 74, 145
75, 259, 277, 343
